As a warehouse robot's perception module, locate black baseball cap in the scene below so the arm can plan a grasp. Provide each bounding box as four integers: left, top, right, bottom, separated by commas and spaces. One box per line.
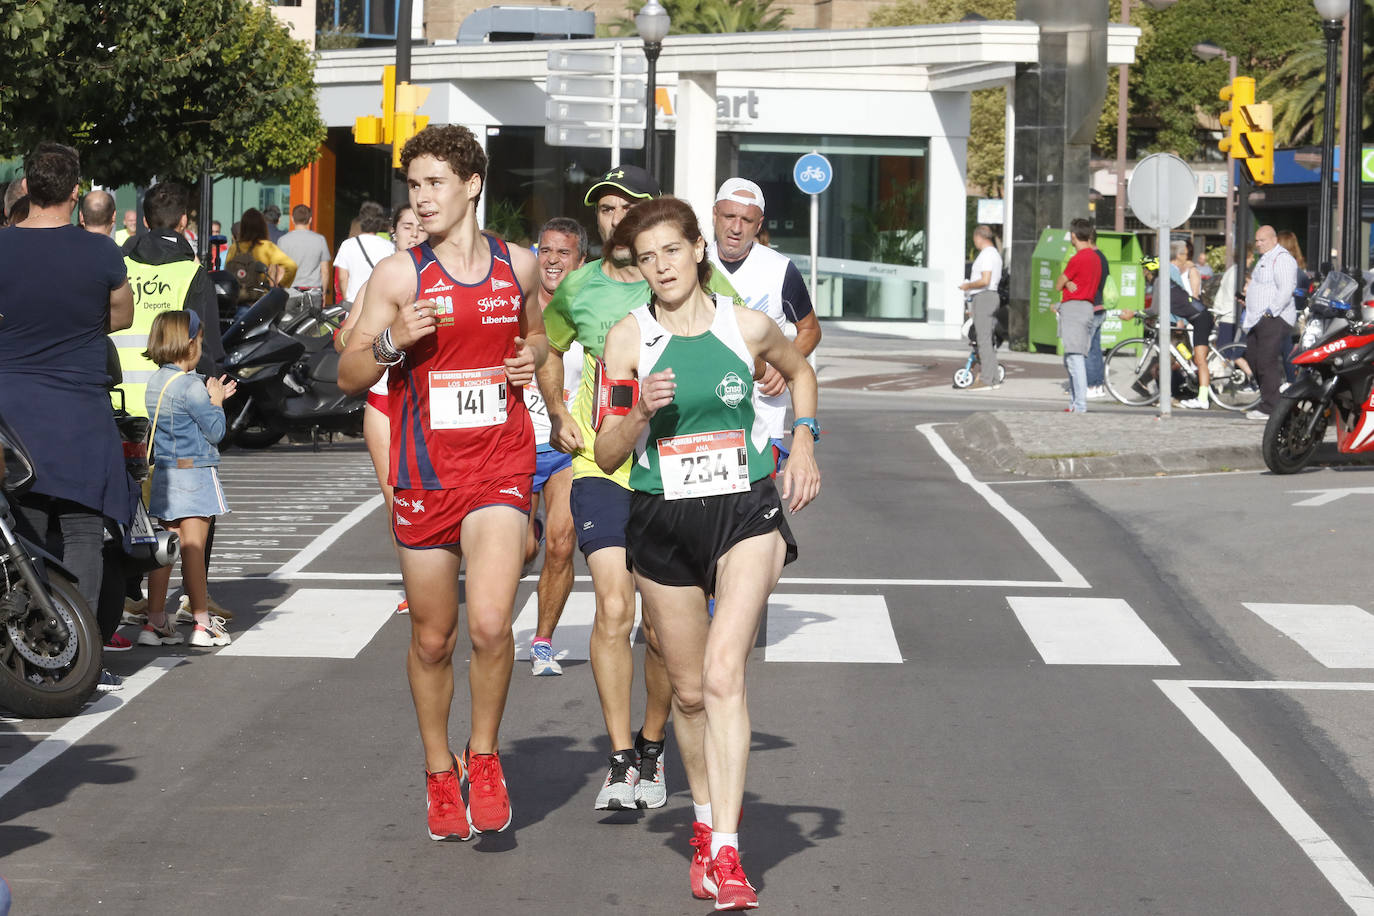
583, 165, 660, 207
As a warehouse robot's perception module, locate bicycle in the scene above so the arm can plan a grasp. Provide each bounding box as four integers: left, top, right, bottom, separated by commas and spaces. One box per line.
1103, 316, 1260, 411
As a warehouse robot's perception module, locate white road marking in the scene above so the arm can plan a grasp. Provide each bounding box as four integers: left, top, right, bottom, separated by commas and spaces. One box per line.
1156, 680, 1374, 914
1289, 487, 1374, 507
1243, 603, 1374, 668
269, 495, 385, 579
511, 592, 640, 660
1007, 596, 1179, 666
917, 424, 1091, 589
764, 594, 902, 663
218, 588, 396, 658
0, 658, 180, 801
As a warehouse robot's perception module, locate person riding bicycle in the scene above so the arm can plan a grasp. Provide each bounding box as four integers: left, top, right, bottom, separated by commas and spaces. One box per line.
1120, 243, 1214, 407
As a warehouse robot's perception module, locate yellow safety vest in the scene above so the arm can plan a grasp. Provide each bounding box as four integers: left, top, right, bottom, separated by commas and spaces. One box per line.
113, 258, 201, 417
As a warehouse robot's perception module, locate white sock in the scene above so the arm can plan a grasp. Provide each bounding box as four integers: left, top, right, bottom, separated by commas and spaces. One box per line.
710, 830, 739, 858
693, 802, 713, 828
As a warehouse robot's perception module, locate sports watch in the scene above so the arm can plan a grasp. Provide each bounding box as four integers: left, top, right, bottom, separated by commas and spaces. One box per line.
792, 416, 820, 442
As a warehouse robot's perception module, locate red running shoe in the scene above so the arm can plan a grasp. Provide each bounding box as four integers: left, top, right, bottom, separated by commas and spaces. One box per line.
463, 748, 512, 833
104, 632, 133, 652
689, 821, 713, 899
704, 846, 758, 911
425, 755, 471, 841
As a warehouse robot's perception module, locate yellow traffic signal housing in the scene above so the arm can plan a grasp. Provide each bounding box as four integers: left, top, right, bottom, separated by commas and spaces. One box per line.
391, 81, 433, 168
1239, 101, 1275, 184
353, 116, 384, 145
1217, 76, 1256, 159
353, 65, 397, 147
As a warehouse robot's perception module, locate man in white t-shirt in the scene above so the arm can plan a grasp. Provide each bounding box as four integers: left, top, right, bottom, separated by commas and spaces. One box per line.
959, 224, 1003, 390
706, 177, 821, 471
334, 201, 395, 304
521, 217, 585, 676
277, 204, 333, 303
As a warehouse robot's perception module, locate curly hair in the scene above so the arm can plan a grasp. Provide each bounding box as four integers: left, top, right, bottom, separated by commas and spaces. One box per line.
400, 125, 487, 207
611, 196, 713, 291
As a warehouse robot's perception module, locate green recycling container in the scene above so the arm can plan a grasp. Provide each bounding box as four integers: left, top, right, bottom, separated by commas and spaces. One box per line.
1028, 229, 1147, 354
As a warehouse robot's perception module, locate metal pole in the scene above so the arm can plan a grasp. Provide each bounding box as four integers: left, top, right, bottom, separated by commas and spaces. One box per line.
1113, 0, 1130, 233
809, 192, 819, 301
611, 43, 623, 168
1340, 0, 1365, 275
1318, 18, 1343, 275
396, 0, 412, 84
644, 42, 661, 176
1222, 54, 1237, 268
1335, 16, 1351, 257
1234, 167, 1252, 327
198, 166, 213, 269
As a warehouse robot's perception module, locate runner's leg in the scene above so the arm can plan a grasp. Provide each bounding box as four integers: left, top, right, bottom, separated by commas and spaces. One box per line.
400, 544, 463, 773
641, 614, 671, 741
459, 505, 524, 754
703, 531, 786, 835
363, 402, 394, 513
634, 574, 710, 806
587, 547, 638, 751
535, 465, 575, 641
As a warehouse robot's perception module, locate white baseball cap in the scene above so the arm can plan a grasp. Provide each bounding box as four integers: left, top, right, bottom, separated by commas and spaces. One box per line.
715, 178, 765, 214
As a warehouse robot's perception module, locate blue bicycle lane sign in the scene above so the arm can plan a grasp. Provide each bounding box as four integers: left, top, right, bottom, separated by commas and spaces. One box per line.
793, 152, 833, 195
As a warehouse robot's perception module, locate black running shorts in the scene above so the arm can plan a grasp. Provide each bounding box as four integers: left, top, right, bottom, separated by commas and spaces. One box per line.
625, 477, 798, 593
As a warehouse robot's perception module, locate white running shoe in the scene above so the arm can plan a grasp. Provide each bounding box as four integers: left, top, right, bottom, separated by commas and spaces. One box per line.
593, 751, 639, 810
635, 738, 668, 809
137, 619, 185, 646
175, 593, 235, 624
1179, 397, 1209, 409
1085, 385, 1109, 400
189, 616, 231, 647
530, 642, 562, 676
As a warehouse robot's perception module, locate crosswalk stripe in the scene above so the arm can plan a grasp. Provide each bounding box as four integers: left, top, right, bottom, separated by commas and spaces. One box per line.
511, 593, 642, 661
218, 588, 397, 659
764, 594, 902, 663
1242, 603, 1374, 668
1007, 596, 1180, 666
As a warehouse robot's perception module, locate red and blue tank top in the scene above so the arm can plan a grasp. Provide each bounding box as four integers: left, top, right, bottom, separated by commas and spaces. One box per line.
388, 235, 534, 489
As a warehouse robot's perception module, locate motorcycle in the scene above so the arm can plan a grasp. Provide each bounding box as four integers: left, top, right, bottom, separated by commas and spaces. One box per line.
220, 287, 363, 449
0, 409, 103, 717
1262, 270, 1372, 474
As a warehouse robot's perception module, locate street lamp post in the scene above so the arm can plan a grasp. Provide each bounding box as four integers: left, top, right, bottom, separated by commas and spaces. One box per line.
1194, 42, 1238, 267
1339, 0, 1365, 275
635, 0, 670, 178
1315, 0, 1346, 274
1113, 0, 1131, 233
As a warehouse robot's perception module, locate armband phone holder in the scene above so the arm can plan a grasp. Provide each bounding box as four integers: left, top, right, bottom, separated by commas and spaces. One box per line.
592, 357, 639, 430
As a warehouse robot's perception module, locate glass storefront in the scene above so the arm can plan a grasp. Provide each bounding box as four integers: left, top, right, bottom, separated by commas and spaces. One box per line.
719, 134, 931, 321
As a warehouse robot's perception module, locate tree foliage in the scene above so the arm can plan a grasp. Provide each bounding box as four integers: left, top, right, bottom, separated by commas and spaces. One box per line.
0, 0, 327, 186
604, 0, 791, 37
1130, 0, 1321, 158
1259, 0, 1374, 145
868, 0, 1015, 195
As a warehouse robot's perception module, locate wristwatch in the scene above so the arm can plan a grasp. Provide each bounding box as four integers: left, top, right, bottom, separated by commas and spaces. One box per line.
792, 416, 821, 442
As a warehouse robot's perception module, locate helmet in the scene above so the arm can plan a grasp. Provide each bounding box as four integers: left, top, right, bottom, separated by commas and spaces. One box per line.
1140, 255, 1160, 272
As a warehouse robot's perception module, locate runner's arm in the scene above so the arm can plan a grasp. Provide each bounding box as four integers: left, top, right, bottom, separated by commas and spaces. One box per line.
337, 254, 431, 396
539, 269, 585, 453
739, 307, 820, 512
333, 279, 369, 353
595, 316, 665, 473
505, 245, 547, 386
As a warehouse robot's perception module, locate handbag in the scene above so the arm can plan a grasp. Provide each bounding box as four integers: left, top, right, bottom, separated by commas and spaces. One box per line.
142, 370, 191, 504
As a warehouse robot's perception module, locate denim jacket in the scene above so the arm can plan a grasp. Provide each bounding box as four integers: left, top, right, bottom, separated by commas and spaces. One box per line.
145, 365, 225, 468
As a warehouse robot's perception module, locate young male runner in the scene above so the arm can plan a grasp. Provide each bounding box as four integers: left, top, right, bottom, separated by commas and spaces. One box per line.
338, 125, 545, 842
538, 167, 743, 811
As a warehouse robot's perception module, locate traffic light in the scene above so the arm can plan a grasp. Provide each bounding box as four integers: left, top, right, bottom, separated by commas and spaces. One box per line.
1238, 101, 1274, 184
353, 65, 396, 147
1217, 76, 1274, 185
1217, 76, 1254, 159
392, 82, 431, 168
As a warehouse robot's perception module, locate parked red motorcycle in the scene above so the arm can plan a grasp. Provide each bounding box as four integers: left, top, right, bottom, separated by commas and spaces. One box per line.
1262, 271, 1372, 473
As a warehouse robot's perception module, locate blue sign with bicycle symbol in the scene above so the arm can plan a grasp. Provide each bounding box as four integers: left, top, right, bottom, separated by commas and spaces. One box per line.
793, 153, 833, 195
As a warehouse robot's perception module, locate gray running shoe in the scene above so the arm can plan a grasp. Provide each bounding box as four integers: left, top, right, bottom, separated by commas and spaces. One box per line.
594, 751, 639, 810
634, 735, 667, 809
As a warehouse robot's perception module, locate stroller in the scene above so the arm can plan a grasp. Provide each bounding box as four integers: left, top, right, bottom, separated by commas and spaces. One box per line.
951, 308, 1008, 388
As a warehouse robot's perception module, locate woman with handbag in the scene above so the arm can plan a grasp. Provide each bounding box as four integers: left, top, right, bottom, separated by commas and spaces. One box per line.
137, 310, 236, 648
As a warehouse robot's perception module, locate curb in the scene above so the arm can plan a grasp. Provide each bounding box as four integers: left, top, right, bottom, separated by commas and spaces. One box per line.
952, 412, 1266, 479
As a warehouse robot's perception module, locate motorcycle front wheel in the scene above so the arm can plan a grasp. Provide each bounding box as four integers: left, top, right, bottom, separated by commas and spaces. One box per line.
1262, 395, 1329, 474
0, 571, 101, 718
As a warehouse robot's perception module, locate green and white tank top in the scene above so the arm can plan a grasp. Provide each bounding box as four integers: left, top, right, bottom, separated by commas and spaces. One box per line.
628, 295, 774, 497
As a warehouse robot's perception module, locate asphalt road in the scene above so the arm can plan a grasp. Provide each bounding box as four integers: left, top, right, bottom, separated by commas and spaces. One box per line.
4, 391, 1374, 914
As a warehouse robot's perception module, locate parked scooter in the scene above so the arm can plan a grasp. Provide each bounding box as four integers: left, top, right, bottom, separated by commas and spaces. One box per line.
0, 408, 103, 717
220, 287, 362, 449
1262, 270, 1370, 473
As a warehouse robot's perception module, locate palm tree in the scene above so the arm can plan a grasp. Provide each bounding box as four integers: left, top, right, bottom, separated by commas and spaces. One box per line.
603, 0, 790, 37
1261, 0, 1373, 145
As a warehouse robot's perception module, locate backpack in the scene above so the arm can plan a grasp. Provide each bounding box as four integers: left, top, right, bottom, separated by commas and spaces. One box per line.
225, 249, 271, 303
1169, 281, 1206, 321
